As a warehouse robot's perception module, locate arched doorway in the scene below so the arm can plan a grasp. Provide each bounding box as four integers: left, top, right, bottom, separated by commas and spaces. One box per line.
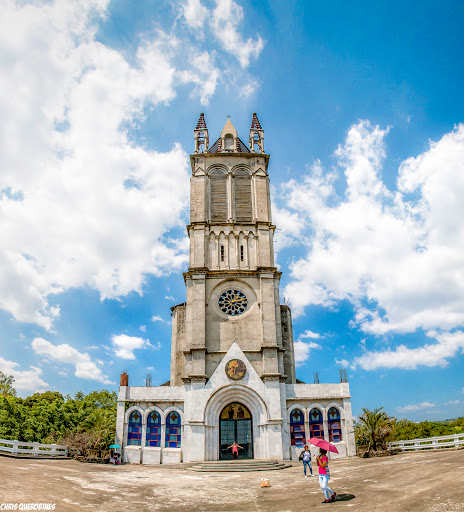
219, 402, 253, 460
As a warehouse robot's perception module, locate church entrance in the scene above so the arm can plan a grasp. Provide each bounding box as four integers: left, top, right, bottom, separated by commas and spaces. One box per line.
219, 402, 253, 460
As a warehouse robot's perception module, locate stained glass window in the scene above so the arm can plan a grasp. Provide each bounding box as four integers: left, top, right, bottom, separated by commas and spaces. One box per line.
146, 411, 161, 447
128, 411, 142, 446
290, 409, 306, 446
328, 407, 342, 442
165, 411, 181, 448
309, 408, 324, 439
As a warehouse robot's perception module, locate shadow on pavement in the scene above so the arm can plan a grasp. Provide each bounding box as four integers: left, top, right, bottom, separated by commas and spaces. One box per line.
335, 493, 356, 502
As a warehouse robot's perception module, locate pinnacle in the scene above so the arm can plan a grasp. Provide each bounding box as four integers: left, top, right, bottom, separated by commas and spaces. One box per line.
196, 113, 207, 130
251, 112, 262, 130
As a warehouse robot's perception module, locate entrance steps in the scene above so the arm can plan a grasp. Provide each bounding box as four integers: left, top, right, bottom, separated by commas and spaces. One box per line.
186, 459, 292, 472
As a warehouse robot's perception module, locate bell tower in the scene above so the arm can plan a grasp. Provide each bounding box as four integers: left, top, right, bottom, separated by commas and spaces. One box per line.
170, 113, 296, 386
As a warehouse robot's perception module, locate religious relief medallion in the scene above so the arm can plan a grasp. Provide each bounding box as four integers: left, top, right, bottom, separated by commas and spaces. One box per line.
225, 359, 246, 380
218, 289, 248, 316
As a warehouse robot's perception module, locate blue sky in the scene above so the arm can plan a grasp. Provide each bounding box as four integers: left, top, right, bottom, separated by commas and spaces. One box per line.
1, 0, 464, 422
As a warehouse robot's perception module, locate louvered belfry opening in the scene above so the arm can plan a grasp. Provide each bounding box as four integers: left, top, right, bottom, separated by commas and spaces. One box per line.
234, 169, 252, 222
210, 169, 228, 222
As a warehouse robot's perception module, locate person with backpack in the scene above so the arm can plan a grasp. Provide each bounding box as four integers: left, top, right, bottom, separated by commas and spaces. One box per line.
316, 448, 336, 503
298, 445, 313, 477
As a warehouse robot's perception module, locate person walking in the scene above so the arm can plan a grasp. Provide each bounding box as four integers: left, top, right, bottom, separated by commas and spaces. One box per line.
316, 448, 336, 503
227, 441, 243, 461
299, 445, 313, 477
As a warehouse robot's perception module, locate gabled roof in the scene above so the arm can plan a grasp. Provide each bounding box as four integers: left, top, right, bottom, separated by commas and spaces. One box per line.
220, 118, 238, 137
208, 137, 250, 153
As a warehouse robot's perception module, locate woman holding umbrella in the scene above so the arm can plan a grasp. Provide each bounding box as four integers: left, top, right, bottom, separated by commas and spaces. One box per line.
308, 438, 337, 504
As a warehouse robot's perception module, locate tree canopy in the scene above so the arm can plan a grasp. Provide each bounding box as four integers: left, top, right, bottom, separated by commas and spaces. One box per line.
0, 388, 117, 452
0, 371, 16, 397
354, 407, 464, 451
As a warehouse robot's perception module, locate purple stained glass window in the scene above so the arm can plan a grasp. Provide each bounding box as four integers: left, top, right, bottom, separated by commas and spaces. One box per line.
165, 411, 181, 448
290, 409, 306, 446
146, 411, 161, 447
328, 407, 342, 442
128, 411, 142, 446
309, 408, 324, 439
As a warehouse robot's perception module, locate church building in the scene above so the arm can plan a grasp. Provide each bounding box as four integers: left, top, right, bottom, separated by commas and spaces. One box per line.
115, 113, 356, 464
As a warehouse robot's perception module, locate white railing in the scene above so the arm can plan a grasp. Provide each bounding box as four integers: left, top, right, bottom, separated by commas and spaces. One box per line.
388, 433, 464, 452
0, 438, 68, 457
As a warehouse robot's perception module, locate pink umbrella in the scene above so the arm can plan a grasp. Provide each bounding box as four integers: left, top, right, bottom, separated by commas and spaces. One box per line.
308, 437, 339, 454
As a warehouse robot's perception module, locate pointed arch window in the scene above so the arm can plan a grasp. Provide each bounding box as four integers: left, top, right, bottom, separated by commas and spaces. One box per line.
290, 408, 306, 446
328, 407, 342, 442
210, 169, 228, 222
234, 169, 252, 222
127, 411, 142, 446
309, 408, 324, 439
166, 411, 181, 448
146, 411, 161, 447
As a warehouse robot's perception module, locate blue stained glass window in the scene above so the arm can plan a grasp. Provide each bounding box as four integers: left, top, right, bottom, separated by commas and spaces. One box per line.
290, 409, 306, 446
146, 411, 161, 447
165, 411, 181, 448
128, 411, 142, 446
328, 407, 342, 442
309, 408, 324, 439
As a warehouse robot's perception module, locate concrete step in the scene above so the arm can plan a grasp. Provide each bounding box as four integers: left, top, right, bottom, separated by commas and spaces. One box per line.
186, 460, 292, 472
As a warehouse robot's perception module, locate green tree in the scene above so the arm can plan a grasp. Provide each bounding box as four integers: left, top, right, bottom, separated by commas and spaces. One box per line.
0, 371, 17, 397
356, 407, 394, 452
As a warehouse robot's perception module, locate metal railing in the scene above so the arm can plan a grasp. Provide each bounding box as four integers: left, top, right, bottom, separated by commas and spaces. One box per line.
388, 433, 464, 452
0, 438, 68, 457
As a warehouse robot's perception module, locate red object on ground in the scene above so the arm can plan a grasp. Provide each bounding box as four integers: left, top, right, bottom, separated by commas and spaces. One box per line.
308, 437, 339, 453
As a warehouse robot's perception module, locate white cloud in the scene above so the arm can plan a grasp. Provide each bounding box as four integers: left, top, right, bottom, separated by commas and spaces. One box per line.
211, 0, 264, 68
0, 0, 208, 330
299, 330, 321, 339
293, 340, 321, 366
445, 400, 460, 405
0, 356, 49, 392
182, 0, 208, 30
353, 330, 464, 370
111, 334, 151, 360
397, 402, 435, 413
182, 0, 264, 68
279, 121, 464, 367
178, 50, 220, 104
32, 337, 113, 384
151, 315, 168, 323
139, 325, 147, 332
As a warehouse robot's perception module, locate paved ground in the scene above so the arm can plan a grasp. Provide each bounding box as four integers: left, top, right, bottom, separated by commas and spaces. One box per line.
1, 450, 464, 511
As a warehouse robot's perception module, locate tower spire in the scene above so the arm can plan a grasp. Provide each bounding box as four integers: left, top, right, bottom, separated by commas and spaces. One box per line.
194, 113, 209, 153
249, 112, 264, 153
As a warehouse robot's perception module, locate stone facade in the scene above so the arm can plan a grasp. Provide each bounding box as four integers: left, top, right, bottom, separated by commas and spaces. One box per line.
115, 113, 356, 463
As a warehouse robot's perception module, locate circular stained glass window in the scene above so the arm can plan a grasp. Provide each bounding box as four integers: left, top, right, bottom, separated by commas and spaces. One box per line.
218, 289, 248, 316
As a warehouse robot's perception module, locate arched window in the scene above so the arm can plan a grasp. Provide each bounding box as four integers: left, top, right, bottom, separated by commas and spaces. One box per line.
328, 407, 342, 442
224, 134, 234, 151
165, 411, 181, 448
127, 411, 142, 446
309, 408, 324, 439
146, 411, 161, 447
210, 169, 227, 222
234, 169, 252, 222
290, 409, 306, 446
